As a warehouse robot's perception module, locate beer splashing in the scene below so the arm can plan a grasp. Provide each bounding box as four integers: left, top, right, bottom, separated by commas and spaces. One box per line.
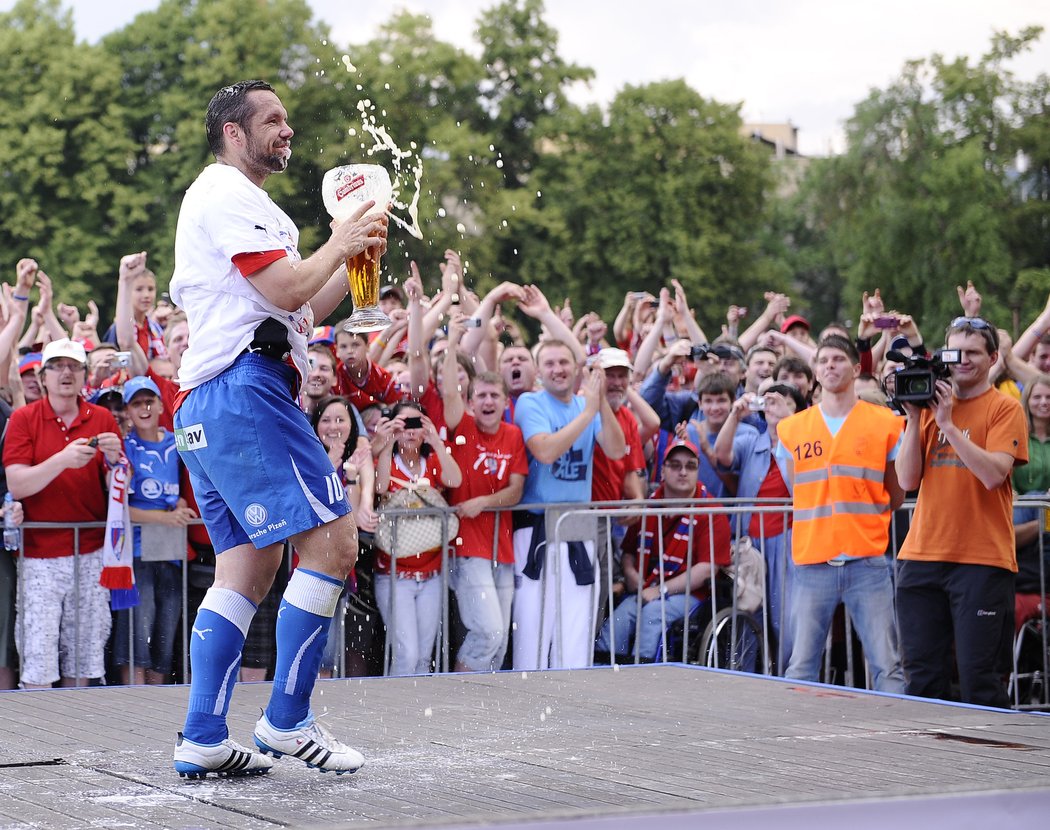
354, 99, 424, 241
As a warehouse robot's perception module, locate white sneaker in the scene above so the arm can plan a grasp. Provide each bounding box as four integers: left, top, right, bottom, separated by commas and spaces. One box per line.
173, 732, 274, 779
253, 712, 365, 774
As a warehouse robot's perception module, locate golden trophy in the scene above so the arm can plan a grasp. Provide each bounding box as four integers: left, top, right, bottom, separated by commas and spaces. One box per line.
322, 164, 393, 333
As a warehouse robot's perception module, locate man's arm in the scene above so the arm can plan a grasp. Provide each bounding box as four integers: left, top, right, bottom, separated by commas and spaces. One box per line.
517, 284, 586, 366
714, 396, 748, 468
631, 288, 676, 379
404, 265, 431, 399
247, 201, 386, 312
640, 561, 716, 603
6, 440, 104, 500
895, 407, 926, 492
671, 279, 708, 345
1014, 290, 1050, 360
739, 292, 790, 352
114, 252, 151, 377
521, 373, 606, 465
461, 281, 523, 363
442, 313, 467, 432
929, 381, 1015, 490
596, 388, 626, 460
885, 459, 905, 511
35, 271, 66, 343
453, 473, 525, 519
626, 386, 661, 444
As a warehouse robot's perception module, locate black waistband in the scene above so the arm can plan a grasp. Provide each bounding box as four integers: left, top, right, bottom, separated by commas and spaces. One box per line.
242, 317, 292, 361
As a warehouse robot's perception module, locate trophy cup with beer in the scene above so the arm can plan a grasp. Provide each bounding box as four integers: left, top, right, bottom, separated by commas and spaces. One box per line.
322, 164, 393, 333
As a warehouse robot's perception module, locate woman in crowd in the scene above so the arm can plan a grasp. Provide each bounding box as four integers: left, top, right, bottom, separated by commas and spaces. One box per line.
372, 401, 462, 675
713, 380, 807, 671
310, 395, 377, 677
1012, 376, 1050, 613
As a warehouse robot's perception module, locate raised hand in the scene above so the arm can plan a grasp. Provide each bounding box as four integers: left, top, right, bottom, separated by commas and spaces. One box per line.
956, 280, 982, 318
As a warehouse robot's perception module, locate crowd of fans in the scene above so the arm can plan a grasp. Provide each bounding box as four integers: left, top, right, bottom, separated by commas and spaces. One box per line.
1, 250, 1047, 708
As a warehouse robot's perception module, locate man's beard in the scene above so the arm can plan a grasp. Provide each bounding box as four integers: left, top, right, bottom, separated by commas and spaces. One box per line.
245, 131, 289, 175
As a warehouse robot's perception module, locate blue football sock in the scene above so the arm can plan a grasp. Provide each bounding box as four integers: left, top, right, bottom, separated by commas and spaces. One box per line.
265, 568, 342, 729
183, 588, 258, 745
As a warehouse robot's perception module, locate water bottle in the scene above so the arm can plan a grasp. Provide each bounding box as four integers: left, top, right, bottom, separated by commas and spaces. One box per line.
3, 493, 19, 552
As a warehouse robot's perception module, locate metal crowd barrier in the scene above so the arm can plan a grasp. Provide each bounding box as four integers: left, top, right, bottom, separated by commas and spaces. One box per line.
4, 500, 1048, 710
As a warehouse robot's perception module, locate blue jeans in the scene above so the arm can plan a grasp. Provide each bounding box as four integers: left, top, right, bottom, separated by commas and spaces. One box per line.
450, 557, 514, 672
756, 530, 794, 670
374, 573, 443, 676
785, 557, 905, 693
112, 560, 184, 674
596, 592, 698, 662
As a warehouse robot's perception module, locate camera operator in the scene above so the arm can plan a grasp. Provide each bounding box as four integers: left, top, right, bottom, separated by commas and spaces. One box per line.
895, 317, 1028, 707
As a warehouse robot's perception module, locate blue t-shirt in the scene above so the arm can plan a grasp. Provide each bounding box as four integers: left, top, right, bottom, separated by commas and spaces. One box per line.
514, 390, 601, 512
126, 429, 181, 557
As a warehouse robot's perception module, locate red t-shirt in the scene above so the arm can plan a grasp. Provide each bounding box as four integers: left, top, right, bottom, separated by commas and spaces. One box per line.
3, 397, 121, 558
592, 405, 645, 502
336, 360, 399, 412
375, 451, 447, 578
447, 415, 528, 564
748, 456, 791, 538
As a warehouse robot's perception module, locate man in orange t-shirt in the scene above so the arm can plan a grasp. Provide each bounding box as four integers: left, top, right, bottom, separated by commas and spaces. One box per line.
896, 318, 1028, 707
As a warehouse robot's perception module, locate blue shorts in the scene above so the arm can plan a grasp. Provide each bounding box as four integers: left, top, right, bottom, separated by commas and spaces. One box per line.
174, 352, 350, 553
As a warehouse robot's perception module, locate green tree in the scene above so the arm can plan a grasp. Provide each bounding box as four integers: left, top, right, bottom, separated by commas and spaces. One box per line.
0, 0, 142, 309
476, 0, 593, 189
789, 28, 1050, 333
517, 80, 774, 328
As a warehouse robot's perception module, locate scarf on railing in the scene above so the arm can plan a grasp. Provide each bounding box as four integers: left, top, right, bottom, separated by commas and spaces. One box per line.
100, 457, 139, 609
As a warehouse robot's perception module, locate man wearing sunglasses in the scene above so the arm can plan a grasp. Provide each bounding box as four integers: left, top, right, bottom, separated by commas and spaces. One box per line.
896, 317, 1028, 707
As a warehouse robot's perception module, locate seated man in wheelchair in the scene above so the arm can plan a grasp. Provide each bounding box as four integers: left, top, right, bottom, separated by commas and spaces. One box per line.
595, 440, 731, 663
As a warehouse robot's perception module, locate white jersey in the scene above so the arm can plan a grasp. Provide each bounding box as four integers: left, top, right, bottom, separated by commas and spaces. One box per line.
170, 163, 313, 390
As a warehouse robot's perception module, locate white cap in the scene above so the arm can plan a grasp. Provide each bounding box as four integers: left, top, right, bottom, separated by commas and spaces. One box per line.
41, 338, 87, 367
597, 348, 633, 371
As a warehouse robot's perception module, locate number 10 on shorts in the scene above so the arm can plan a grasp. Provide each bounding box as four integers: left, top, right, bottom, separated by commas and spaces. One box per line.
324, 472, 345, 505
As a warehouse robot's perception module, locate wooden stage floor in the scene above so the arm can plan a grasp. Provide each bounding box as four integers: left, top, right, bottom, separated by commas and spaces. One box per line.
1, 664, 1048, 829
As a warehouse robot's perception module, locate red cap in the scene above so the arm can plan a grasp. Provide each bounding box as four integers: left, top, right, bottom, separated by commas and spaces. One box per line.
663, 439, 700, 462
780, 314, 810, 334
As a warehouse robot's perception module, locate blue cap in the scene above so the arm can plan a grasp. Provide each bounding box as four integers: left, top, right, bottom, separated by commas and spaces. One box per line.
122, 375, 161, 404
89, 386, 124, 405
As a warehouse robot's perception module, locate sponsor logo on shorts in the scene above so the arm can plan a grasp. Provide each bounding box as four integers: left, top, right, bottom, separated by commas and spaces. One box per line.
175, 424, 208, 452
244, 503, 268, 527
248, 518, 289, 542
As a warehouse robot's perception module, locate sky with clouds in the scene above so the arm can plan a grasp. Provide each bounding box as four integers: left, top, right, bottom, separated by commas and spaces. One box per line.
10, 0, 1050, 156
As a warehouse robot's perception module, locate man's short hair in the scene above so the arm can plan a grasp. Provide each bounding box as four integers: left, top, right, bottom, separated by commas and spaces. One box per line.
815, 334, 860, 365
205, 80, 275, 157
308, 343, 336, 365
697, 371, 736, 399
746, 345, 778, 366
945, 317, 998, 355
1037, 332, 1050, 347
536, 339, 574, 361
774, 354, 813, 382
469, 371, 508, 399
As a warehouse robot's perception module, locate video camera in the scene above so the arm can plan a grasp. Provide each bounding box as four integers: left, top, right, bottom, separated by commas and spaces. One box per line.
882, 348, 961, 408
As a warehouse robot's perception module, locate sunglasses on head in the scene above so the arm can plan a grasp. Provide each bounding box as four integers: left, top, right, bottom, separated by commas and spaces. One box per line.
948, 317, 992, 330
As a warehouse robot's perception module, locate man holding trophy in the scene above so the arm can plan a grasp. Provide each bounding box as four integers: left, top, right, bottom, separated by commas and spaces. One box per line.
169, 79, 387, 778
